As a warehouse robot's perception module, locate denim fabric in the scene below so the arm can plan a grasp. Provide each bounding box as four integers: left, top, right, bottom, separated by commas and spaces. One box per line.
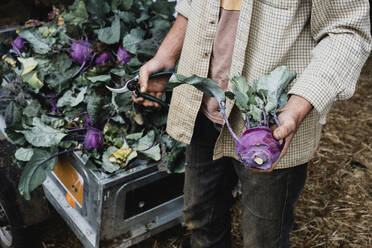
183, 113, 307, 248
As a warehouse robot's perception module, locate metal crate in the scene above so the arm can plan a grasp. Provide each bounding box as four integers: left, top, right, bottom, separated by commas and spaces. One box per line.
43, 152, 184, 248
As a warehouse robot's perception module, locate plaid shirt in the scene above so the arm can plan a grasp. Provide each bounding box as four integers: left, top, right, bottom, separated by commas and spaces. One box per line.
166, 0, 372, 169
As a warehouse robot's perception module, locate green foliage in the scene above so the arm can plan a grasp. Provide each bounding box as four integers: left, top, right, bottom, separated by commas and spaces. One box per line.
0, 0, 184, 199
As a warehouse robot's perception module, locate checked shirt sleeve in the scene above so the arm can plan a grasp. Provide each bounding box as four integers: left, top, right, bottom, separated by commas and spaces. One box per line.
288, 0, 372, 124
175, 0, 193, 19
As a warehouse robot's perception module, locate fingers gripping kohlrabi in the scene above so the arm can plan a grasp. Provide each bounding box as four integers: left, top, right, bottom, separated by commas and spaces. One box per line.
168, 66, 296, 170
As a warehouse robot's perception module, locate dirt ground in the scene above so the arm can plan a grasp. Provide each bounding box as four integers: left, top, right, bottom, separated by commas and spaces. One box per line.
26, 57, 372, 248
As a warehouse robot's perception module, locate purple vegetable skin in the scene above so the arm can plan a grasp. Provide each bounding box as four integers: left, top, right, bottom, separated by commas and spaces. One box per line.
116, 47, 131, 64
210, 91, 283, 170
84, 128, 103, 149
70, 39, 93, 64
95, 52, 113, 65
12, 37, 25, 56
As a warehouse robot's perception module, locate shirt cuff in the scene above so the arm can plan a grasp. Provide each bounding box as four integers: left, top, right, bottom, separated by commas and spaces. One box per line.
288, 77, 337, 125
175, 0, 192, 19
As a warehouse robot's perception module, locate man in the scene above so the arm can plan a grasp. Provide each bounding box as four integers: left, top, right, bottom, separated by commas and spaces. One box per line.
134, 0, 371, 247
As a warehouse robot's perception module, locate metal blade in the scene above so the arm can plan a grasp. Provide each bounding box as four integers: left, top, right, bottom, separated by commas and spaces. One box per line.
105, 85, 129, 93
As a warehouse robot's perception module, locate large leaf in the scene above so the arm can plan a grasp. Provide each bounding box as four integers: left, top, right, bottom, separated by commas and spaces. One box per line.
5, 101, 22, 127
135, 130, 155, 150
18, 149, 58, 200
18, 57, 38, 76
20, 118, 67, 147
87, 74, 111, 83
19, 30, 51, 54
57, 87, 87, 107
86, 0, 110, 18
167, 74, 225, 102
22, 72, 44, 90
122, 28, 145, 54
87, 92, 103, 125
97, 15, 121, 45
15, 148, 34, 162
139, 144, 161, 161
23, 100, 41, 118
63, 0, 89, 25
102, 146, 121, 173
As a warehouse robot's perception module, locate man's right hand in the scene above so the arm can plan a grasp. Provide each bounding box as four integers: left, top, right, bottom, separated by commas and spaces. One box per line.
132, 58, 174, 108
132, 14, 188, 108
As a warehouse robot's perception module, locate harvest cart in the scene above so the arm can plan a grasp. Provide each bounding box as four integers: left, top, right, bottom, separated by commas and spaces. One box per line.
0, 121, 185, 248
0, 26, 185, 248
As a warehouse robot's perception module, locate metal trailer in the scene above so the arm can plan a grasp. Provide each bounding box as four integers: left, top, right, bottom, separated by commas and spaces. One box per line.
0, 26, 185, 248
43, 152, 184, 248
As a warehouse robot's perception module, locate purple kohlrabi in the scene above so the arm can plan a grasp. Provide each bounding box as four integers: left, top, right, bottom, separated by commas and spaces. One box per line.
12, 37, 25, 56
210, 91, 283, 170
70, 39, 93, 65
95, 52, 113, 65
116, 47, 131, 64
84, 128, 103, 150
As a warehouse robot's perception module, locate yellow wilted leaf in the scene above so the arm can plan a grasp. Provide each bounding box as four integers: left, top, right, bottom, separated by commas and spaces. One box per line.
18, 57, 38, 76
2, 55, 16, 67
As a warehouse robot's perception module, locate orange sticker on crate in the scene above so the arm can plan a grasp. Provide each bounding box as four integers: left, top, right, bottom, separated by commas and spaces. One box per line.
53, 158, 84, 207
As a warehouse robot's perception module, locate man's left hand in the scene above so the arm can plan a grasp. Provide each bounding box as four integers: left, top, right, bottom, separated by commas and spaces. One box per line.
248, 95, 313, 173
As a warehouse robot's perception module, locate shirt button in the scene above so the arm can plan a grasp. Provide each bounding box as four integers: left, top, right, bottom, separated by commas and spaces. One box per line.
209, 18, 215, 24
202, 53, 209, 59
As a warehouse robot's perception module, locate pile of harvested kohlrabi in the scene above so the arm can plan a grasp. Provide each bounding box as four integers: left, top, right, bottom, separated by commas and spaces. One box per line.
0, 0, 185, 199
168, 66, 296, 170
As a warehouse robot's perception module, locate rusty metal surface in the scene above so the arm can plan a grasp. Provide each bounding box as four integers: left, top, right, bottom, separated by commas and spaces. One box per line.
0, 139, 51, 227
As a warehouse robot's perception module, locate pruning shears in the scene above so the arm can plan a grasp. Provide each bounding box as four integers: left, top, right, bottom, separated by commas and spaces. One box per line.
106, 71, 173, 108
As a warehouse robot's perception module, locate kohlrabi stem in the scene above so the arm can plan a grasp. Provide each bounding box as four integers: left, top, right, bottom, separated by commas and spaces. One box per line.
121, 131, 129, 147
71, 61, 86, 78
274, 113, 281, 127
245, 111, 250, 129
209, 90, 241, 143
262, 105, 268, 127
66, 127, 86, 132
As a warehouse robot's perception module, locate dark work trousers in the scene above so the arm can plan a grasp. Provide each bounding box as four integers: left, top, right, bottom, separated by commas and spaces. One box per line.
183, 113, 308, 248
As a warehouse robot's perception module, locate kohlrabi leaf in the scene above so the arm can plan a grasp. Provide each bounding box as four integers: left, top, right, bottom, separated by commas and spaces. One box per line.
15, 147, 34, 162
20, 118, 67, 147
168, 74, 225, 102
56, 87, 87, 107
102, 146, 121, 173
139, 144, 161, 161
122, 28, 145, 53
18, 148, 58, 200
97, 15, 121, 45
18, 30, 51, 54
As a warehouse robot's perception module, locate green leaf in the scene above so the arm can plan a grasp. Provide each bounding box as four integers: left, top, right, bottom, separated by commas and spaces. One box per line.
56, 87, 87, 107
15, 148, 34, 162
121, 0, 133, 10
97, 15, 121, 45
139, 144, 161, 161
63, 0, 89, 25
22, 72, 44, 90
86, 0, 110, 18
102, 146, 121, 173
20, 118, 67, 147
122, 28, 145, 53
87, 74, 111, 83
18, 57, 38, 76
18, 149, 58, 200
23, 100, 41, 118
4, 128, 26, 145
87, 93, 103, 125
167, 144, 186, 173
19, 29, 51, 54
5, 101, 22, 127
168, 74, 225, 102
136, 130, 155, 150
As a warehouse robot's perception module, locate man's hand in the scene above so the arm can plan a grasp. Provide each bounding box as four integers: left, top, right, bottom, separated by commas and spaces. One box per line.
132, 58, 174, 107
248, 95, 313, 173
132, 14, 188, 108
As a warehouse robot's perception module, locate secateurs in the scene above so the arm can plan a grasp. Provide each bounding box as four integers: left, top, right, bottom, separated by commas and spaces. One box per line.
106, 71, 173, 108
